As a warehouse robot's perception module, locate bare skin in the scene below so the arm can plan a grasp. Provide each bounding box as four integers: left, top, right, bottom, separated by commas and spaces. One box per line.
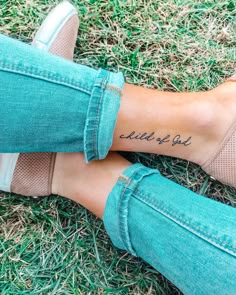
52, 80, 236, 217
112, 81, 236, 166
52, 152, 131, 218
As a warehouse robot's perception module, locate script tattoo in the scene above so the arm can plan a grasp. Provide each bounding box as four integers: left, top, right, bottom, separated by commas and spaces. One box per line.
156, 135, 171, 144
120, 131, 155, 141
120, 131, 192, 147
172, 135, 192, 146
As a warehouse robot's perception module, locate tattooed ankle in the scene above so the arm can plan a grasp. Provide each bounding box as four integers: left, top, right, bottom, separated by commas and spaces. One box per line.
120, 131, 192, 147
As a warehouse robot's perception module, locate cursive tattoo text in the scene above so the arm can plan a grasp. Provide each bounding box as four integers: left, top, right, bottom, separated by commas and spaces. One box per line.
120, 131, 192, 147
172, 135, 192, 146
120, 131, 155, 141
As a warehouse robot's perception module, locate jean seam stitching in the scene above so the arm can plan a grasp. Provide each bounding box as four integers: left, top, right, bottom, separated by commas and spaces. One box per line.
0, 61, 91, 94
118, 166, 157, 255
118, 179, 136, 255
93, 77, 106, 159
120, 165, 153, 183
105, 88, 120, 96
135, 189, 236, 255
105, 84, 122, 95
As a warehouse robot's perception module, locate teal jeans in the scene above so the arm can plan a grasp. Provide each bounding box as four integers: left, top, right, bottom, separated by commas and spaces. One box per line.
103, 164, 236, 295
0, 34, 124, 162
1, 33, 236, 294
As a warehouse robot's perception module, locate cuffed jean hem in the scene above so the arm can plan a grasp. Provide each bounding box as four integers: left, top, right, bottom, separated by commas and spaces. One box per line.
84, 68, 124, 162
103, 163, 159, 255
103, 163, 236, 294
0, 34, 125, 159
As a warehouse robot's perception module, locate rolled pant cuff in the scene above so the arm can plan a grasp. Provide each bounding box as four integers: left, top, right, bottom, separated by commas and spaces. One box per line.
84, 68, 124, 162
103, 163, 159, 256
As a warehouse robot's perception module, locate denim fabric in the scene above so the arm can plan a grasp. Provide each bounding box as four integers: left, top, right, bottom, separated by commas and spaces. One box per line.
103, 163, 236, 295
0, 34, 124, 161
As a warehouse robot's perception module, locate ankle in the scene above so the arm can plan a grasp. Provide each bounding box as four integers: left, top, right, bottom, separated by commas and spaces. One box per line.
179, 89, 235, 165
51, 152, 131, 218
51, 152, 86, 196
213, 80, 236, 102
211, 81, 236, 122
193, 85, 236, 165
185, 91, 219, 136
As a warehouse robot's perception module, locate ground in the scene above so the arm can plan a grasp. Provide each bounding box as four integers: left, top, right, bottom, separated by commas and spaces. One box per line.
0, 0, 235, 294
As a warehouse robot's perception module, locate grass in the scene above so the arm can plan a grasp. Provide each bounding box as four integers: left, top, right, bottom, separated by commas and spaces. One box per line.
0, 0, 236, 294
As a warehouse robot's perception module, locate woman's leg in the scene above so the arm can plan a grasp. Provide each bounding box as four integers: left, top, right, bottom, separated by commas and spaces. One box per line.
1, 33, 235, 185
52, 152, 236, 295
1, 33, 234, 166
112, 81, 236, 187
112, 82, 236, 167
